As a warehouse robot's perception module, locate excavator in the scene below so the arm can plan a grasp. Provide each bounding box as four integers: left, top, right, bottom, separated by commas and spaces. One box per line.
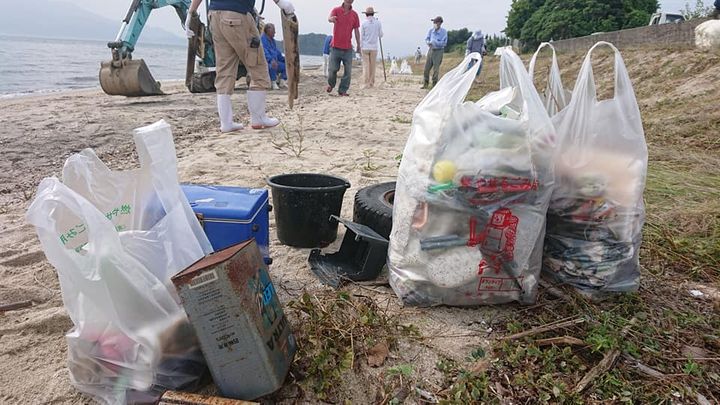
99, 0, 251, 97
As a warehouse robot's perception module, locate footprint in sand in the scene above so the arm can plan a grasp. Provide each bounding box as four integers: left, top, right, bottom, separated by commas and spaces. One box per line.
1, 251, 47, 268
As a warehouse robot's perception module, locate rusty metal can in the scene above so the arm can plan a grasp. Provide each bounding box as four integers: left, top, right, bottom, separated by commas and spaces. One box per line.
172, 240, 295, 400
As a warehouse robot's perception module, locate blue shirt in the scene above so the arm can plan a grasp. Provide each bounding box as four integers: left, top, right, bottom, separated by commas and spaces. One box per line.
426, 27, 448, 49
262, 34, 285, 63
323, 35, 333, 55
715, 0, 719, 8
209, 0, 255, 14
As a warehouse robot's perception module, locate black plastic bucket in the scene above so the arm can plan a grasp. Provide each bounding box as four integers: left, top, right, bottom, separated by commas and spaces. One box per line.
267, 173, 351, 248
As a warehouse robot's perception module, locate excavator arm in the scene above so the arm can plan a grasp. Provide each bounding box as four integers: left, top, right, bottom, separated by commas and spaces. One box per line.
99, 0, 223, 96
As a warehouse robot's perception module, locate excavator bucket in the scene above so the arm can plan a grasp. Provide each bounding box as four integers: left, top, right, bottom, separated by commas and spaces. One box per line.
99, 58, 164, 97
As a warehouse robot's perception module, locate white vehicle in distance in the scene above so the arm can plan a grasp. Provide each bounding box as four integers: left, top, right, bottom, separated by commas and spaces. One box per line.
649, 12, 686, 25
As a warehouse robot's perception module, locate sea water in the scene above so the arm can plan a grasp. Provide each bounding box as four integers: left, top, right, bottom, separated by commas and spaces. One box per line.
0, 35, 322, 97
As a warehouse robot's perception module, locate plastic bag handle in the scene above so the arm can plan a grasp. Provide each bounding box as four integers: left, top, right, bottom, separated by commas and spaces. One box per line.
571, 41, 637, 105
134, 121, 212, 254
528, 42, 557, 80
26, 178, 125, 275
419, 52, 483, 109
498, 48, 548, 118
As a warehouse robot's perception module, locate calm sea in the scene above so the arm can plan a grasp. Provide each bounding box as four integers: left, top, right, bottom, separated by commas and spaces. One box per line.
0, 35, 323, 97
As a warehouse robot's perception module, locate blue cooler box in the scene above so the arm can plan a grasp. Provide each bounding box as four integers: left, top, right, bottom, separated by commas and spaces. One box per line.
181, 184, 272, 264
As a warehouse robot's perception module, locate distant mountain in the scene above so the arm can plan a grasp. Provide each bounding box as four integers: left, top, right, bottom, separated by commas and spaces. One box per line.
0, 0, 184, 45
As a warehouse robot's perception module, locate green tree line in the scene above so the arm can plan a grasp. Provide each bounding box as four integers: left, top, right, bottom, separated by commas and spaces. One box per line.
505, 0, 659, 49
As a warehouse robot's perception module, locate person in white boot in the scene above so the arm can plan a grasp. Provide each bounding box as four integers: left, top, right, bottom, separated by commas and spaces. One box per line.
186, 0, 295, 132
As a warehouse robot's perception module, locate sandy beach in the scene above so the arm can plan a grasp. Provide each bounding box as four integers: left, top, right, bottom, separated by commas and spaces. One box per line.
2, 46, 719, 403
0, 67, 500, 403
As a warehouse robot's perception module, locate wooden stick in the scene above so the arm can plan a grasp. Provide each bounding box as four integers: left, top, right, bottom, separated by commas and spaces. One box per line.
574, 318, 637, 394
502, 317, 585, 341
536, 336, 586, 347
159, 390, 257, 404
0, 300, 33, 313
622, 354, 666, 380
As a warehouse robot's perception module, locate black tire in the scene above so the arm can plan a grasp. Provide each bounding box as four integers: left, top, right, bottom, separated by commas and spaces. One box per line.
353, 182, 395, 239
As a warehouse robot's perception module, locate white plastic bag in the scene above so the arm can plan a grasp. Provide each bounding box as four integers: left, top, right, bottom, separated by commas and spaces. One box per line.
528, 43, 572, 116
390, 59, 400, 74
400, 59, 413, 75
388, 50, 556, 306
543, 42, 648, 298
26, 120, 213, 404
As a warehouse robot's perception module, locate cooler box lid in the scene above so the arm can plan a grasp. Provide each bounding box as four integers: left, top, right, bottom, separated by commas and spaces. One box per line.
181, 184, 268, 222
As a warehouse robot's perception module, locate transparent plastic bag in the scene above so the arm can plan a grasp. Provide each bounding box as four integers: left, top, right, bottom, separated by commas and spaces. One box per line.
542, 42, 648, 298
388, 50, 556, 306
26, 120, 213, 404
528, 43, 572, 116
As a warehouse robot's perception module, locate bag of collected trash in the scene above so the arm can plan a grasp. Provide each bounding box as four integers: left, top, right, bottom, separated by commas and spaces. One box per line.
542, 42, 648, 298
26, 120, 213, 404
527, 42, 572, 116
390, 59, 400, 74
400, 59, 413, 75
388, 49, 556, 306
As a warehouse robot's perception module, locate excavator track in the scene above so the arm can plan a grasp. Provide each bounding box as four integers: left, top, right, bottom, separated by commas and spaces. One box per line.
99, 58, 164, 97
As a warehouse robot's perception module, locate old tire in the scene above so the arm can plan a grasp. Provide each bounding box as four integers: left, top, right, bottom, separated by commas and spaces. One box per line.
353, 182, 395, 239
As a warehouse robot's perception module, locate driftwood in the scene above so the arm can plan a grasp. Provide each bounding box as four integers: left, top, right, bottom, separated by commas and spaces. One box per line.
502, 317, 586, 341
535, 336, 586, 347
574, 317, 637, 394
281, 10, 299, 108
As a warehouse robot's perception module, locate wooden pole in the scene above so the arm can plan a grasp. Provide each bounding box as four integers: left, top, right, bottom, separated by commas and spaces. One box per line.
379, 37, 387, 82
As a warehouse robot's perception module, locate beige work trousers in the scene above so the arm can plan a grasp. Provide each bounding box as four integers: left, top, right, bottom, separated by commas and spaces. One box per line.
362, 50, 378, 88
209, 10, 270, 94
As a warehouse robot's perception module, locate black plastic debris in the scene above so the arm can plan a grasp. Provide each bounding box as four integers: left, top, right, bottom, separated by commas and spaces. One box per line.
308, 216, 389, 288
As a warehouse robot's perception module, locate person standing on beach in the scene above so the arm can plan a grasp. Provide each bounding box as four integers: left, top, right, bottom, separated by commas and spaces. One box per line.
466, 30, 487, 80
360, 6, 383, 88
326, 0, 361, 96
185, 0, 295, 132
415, 47, 422, 64
423, 16, 448, 89
261, 23, 287, 90
323, 34, 333, 77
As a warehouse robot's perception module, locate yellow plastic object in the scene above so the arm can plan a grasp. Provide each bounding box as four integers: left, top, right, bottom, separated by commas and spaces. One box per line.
432, 160, 457, 183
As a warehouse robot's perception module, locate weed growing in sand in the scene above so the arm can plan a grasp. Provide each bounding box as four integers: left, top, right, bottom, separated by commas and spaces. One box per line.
362, 149, 382, 172
271, 116, 308, 157
286, 290, 413, 401
390, 115, 412, 125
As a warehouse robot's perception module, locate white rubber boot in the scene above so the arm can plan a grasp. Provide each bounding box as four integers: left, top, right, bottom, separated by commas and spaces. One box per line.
271, 81, 279, 90
216, 94, 244, 133
278, 79, 287, 89
247, 90, 279, 129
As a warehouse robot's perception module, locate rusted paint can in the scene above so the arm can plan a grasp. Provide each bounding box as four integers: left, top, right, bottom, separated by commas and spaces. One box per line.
172, 240, 295, 400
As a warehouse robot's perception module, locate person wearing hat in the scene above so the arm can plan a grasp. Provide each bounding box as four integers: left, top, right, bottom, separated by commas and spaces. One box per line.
360, 6, 383, 88
423, 16, 448, 89
327, 0, 361, 96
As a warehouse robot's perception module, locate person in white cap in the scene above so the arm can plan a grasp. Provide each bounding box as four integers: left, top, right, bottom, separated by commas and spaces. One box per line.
360, 6, 383, 88
185, 0, 295, 132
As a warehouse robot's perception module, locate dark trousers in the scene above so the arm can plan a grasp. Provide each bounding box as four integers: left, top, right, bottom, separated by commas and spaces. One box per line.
328, 47, 354, 94
423, 48, 444, 85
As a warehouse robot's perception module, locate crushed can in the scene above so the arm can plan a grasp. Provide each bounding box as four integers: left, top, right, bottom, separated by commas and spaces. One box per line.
171, 240, 295, 400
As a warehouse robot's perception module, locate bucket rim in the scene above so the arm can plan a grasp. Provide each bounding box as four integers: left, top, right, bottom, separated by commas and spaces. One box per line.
267, 173, 351, 192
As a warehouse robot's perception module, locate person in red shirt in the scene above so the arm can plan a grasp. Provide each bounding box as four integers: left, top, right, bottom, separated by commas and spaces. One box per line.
326, 0, 361, 96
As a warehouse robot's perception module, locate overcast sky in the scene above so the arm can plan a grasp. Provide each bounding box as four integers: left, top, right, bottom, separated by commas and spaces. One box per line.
54, 0, 714, 56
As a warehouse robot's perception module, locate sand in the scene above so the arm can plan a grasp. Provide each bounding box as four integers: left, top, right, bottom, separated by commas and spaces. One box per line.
0, 70, 503, 403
